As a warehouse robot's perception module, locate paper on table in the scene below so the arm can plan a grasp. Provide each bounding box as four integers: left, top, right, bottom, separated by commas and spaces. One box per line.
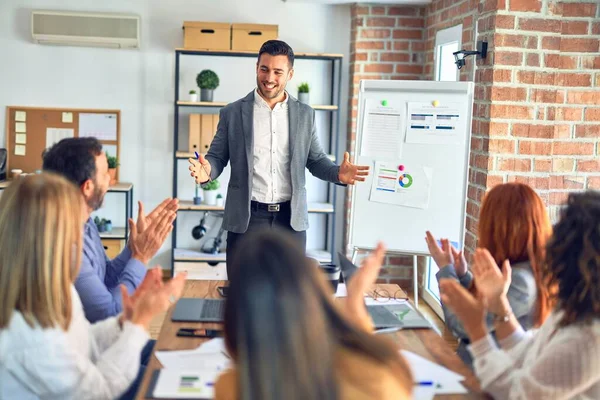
156, 350, 231, 371
412, 384, 436, 400
369, 160, 433, 209
153, 368, 220, 399
79, 113, 117, 141
401, 350, 467, 395
194, 338, 226, 354
405, 102, 464, 145
15, 111, 26, 122
360, 99, 404, 160
335, 283, 348, 297
46, 128, 74, 149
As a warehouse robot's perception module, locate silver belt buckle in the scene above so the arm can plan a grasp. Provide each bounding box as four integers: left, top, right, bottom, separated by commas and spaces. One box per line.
268, 204, 280, 212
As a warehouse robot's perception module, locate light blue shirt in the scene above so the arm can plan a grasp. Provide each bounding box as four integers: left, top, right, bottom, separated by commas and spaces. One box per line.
74, 218, 146, 322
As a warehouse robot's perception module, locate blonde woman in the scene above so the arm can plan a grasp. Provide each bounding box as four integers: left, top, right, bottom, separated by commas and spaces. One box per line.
0, 173, 186, 399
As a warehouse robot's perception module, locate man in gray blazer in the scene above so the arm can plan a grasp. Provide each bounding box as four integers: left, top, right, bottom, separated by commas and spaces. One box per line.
189, 40, 368, 277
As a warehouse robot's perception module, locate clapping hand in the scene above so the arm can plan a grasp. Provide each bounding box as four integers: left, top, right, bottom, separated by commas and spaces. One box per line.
425, 232, 468, 277
471, 248, 512, 315
439, 279, 488, 342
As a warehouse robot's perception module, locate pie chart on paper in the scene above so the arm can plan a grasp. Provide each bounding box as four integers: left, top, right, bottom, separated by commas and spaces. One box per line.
398, 173, 413, 188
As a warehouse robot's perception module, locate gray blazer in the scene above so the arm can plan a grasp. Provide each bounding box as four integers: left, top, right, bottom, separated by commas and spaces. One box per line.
205, 90, 341, 233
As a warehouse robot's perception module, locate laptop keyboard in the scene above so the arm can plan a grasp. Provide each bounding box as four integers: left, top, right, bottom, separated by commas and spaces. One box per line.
201, 299, 225, 318
367, 305, 403, 328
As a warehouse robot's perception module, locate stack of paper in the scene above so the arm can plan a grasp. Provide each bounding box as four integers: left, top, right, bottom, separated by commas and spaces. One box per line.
153, 339, 231, 398
401, 350, 467, 399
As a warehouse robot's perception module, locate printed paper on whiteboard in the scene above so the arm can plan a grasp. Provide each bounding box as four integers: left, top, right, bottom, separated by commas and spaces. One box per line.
79, 113, 117, 141
369, 160, 433, 209
360, 99, 404, 160
405, 102, 464, 145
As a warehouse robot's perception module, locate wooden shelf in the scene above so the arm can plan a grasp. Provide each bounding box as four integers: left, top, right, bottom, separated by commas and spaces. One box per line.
178, 200, 333, 213
176, 151, 336, 161
174, 248, 331, 263
99, 227, 126, 239
175, 48, 343, 60
176, 101, 337, 111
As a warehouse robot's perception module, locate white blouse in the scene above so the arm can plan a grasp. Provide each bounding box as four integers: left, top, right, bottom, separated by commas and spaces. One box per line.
468, 310, 600, 399
0, 286, 149, 400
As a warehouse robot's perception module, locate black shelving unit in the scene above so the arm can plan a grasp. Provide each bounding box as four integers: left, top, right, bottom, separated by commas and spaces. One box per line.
171, 48, 343, 275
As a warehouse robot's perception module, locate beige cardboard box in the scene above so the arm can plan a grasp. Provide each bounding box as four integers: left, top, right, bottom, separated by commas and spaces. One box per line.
183, 21, 231, 50
231, 23, 278, 51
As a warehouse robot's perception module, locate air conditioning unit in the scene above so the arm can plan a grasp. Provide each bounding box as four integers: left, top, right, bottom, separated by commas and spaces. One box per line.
31, 10, 140, 49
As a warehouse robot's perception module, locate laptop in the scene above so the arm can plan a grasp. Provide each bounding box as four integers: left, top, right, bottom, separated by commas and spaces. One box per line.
171, 298, 226, 322
337, 252, 431, 330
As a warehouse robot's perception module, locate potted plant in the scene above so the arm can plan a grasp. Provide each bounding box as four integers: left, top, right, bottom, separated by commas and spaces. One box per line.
193, 183, 202, 205
196, 70, 219, 102
216, 193, 224, 207
202, 179, 220, 206
106, 152, 119, 185
297, 82, 310, 104
189, 89, 198, 102
94, 216, 112, 233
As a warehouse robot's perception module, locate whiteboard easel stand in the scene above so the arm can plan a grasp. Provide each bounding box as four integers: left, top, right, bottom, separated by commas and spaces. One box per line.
351, 247, 419, 308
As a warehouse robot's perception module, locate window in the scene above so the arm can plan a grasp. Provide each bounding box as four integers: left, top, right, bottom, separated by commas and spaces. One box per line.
422, 24, 463, 319
434, 25, 462, 82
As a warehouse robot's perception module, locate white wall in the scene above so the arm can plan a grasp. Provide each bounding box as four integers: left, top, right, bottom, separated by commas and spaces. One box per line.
0, 0, 350, 269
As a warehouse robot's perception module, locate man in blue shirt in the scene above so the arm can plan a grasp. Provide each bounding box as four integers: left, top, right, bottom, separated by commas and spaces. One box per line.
43, 137, 177, 399
43, 137, 178, 322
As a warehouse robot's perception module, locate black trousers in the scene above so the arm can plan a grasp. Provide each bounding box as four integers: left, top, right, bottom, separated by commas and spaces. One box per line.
225, 201, 306, 279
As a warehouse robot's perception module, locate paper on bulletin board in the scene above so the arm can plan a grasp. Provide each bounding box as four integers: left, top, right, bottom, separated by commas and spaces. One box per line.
46, 128, 74, 149
62, 112, 73, 123
405, 102, 464, 145
369, 160, 433, 209
14, 145, 26, 156
15, 122, 26, 133
360, 99, 404, 160
15, 111, 26, 122
79, 113, 117, 141
15, 134, 26, 144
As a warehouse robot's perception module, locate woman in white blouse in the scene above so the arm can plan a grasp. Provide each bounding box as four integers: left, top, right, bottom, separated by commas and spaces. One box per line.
439, 191, 600, 399
0, 173, 186, 400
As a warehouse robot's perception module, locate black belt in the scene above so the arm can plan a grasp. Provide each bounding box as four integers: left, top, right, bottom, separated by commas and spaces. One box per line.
250, 200, 290, 212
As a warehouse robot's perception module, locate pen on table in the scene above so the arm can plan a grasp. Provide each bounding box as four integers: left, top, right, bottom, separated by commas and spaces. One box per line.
374, 327, 402, 334
194, 151, 210, 182
416, 381, 434, 386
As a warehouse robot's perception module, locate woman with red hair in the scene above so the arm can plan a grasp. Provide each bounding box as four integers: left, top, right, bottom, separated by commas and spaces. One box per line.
425, 182, 552, 367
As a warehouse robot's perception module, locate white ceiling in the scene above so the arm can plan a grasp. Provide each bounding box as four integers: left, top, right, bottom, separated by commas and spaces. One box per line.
282, 0, 431, 4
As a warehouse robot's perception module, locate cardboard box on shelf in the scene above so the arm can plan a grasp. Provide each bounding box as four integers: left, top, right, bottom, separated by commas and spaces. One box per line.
231, 23, 278, 51
183, 21, 231, 50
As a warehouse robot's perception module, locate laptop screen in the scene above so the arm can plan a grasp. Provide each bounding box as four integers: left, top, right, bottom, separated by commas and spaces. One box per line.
338, 252, 359, 282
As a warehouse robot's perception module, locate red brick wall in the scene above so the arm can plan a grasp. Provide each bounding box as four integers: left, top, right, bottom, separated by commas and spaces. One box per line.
346, 4, 425, 287
482, 0, 600, 232
344, 0, 600, 290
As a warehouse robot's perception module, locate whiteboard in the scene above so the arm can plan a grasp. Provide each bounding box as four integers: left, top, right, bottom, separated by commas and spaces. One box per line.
348, 80, 473, 255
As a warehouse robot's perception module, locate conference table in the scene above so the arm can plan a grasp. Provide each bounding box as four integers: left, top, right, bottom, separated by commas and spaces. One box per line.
136, 281, 487, 399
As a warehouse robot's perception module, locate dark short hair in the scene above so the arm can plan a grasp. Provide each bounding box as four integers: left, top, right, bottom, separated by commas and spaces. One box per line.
258, 40, 294, 68
42, 137, 103, 187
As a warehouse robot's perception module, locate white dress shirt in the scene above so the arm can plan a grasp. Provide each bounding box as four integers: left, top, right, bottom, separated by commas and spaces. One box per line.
251, 89, 292, 204
468, 310, 600, 399
0, 285, 149, 400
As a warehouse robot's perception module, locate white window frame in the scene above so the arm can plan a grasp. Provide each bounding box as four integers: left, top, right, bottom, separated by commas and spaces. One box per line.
422, 24, 463, 320
434, 24, 462, 82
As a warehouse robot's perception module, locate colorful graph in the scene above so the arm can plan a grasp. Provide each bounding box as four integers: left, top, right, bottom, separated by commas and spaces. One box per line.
398, 173, 413, 188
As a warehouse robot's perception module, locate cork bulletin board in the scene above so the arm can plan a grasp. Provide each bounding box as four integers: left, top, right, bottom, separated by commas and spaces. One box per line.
4, 106, 121, 180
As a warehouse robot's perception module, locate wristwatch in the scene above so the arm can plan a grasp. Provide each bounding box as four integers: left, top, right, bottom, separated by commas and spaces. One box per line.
493, 311, 513, 323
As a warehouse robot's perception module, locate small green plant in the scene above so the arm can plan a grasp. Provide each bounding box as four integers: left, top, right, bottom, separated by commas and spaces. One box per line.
106, 152, 119, 169
196, 70, 220, 90
216, 193, 223, 199
203, 179, 220, 191
298, 82, 310, 93
189, 89, 197, 94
